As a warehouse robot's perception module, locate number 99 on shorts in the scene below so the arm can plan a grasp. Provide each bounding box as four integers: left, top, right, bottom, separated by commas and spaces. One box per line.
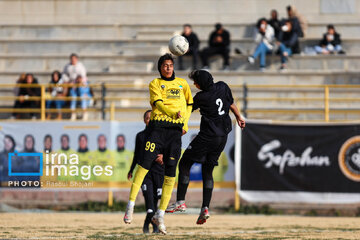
145, 141, 156, 152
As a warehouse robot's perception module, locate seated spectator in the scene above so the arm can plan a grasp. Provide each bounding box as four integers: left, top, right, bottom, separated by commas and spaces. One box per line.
14, 73, 41, 119
281, 5, 304, 54
315, 25, 344, 54
277, 20, 299, 70
248, 18, 275, 71
11, 73, 26, 119
63, 53, 87, 83
70, 75, 92, 121
200, 23, 231, 70
268, 9, 281, 39
286, 5, 306, 38
46, 71, 66, 120
178, 24, 200, 70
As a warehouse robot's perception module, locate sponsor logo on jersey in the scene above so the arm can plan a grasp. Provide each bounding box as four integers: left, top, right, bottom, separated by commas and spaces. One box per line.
338, 136, 360, 182
166, 88, 180, 99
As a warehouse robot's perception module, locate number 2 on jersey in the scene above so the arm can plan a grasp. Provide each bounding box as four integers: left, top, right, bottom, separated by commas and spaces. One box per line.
145, 141, 156, 152
216, 98, 225, 115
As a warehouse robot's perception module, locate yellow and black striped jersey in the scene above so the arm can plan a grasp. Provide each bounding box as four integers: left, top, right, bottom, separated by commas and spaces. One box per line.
149, 77, 193, 130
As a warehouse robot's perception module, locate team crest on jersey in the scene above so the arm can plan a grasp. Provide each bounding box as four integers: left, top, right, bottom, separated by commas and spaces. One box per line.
166, 88, 180, 99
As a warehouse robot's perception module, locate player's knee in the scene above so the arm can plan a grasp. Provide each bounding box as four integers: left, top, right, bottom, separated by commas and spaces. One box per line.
204, 179, 214, 189
179, 175, 190, 185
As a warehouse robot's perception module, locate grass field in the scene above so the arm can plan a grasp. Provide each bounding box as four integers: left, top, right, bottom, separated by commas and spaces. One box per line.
1, 212, 360, 239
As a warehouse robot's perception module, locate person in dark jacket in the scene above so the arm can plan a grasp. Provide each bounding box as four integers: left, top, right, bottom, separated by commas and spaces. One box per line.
127, 110, 164, 234
315, 25, 344, 54
166, 70, 245, 225
277, 20, 299, 70
268, 9, 281, 39
46, 70, 66, 120
178, 24, 200, 70
14, 73, 41, 119
200, 23, 231, 70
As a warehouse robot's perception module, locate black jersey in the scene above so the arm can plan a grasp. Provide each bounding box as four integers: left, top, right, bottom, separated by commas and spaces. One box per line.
129, 128, 164, 174
193, 79, 234, 137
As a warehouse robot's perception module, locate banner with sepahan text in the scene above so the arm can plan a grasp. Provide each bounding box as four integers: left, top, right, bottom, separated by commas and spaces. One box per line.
240, 120, 360, 204
0, 121, 235, 188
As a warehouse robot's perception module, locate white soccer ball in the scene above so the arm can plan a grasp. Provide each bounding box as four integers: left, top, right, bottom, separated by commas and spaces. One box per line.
168, 35, 189, 56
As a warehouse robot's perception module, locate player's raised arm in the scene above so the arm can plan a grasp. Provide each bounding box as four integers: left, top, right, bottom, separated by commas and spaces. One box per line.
230, 103, 245, 129
182, 81, 194, 134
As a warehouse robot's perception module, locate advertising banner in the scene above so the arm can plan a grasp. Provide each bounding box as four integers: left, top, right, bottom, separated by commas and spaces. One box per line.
240, 120, 360, 203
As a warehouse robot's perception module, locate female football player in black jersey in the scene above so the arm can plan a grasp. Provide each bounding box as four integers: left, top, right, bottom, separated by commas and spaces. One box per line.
166, 70, 245, 224
127, 110, 165, 233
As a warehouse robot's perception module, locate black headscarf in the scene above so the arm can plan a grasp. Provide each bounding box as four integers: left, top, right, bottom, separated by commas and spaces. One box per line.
189, 70, 214, 91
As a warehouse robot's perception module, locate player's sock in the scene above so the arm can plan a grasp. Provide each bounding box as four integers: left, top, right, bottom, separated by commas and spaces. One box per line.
202, 187, 213, 208
159, 176, 175, 211
127, 200, 135, 208
176, 180, 189, 202
143, 211, 154, 234
129, 165, 149, 202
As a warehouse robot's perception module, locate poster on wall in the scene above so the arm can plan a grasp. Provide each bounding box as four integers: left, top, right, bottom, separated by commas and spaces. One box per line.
0, 121, 235, 188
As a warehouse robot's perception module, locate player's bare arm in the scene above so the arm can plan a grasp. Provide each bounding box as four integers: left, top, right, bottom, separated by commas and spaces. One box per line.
230, 103, 245, 129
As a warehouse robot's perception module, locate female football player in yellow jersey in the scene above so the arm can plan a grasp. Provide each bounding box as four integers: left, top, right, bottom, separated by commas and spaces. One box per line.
124, 54, 193, 234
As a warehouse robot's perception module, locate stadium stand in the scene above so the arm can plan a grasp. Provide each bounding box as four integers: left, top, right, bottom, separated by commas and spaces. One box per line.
0, 0, 359, 122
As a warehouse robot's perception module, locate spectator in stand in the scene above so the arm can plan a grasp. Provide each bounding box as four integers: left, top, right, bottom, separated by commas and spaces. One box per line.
268, 10, 281, 39
14, 73, 41, 119
281, 5, 305, 54
70, 75, 92, 121
178, 24, 200, 70
200, 23, 231, 71
315, 25, 344, 54
11, 73, 26, 119
286, 5, 306, 38
248, 18, 275, 71
46, 71, 66, 120
277, 20, 299, 70
63, 53, 87, 84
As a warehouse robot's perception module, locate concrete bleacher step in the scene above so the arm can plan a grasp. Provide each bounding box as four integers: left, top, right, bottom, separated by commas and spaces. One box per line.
1, 23, 360, 40
0, 70, 360, 85
108, 62, 154, 72
136, 30, 175, 40
2, 54, 360, 72
0, 38, 359, 55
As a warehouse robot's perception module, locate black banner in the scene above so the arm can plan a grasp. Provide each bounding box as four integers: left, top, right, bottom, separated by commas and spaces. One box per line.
241, 121, 360, 193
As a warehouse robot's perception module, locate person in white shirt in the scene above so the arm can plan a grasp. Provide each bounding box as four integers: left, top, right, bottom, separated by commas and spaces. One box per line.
247, 18, 275, 71
63, 53, 88, 120
63, 53, 87, 83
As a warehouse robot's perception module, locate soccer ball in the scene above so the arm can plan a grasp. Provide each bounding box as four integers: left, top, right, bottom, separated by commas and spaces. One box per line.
168, 35, 189, 56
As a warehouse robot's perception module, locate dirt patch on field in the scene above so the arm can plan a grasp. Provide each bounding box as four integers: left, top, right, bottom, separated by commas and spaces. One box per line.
0, 212, 360, 239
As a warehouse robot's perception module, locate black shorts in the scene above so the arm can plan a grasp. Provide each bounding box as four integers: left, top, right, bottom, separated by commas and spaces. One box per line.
140, 127, 182, 170
181, 134, 228, 166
